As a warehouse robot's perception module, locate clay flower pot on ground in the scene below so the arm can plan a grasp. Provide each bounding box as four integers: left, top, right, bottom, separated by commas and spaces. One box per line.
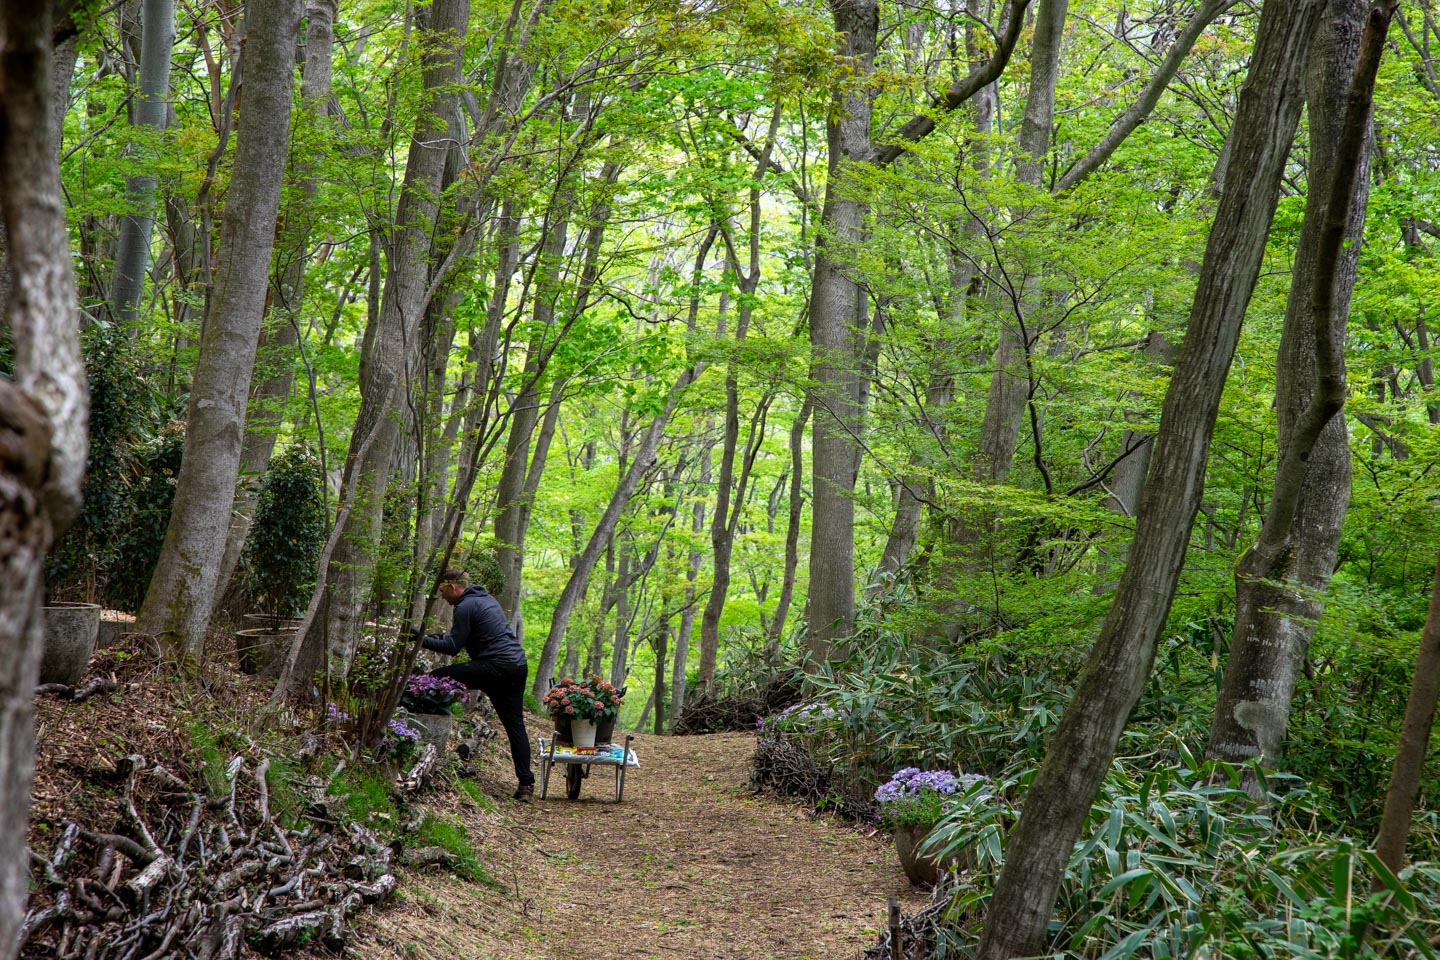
874, 767, 990, 887
41, 602, 101, 685
892, 824, 966, 887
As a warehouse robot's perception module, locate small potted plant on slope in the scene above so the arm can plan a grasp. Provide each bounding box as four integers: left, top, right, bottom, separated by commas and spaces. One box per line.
874, 767, 986, 886
398, 674, 467, 752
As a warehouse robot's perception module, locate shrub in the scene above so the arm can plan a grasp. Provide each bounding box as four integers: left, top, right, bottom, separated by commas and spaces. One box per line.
243, 445, 326, 620
47, 327, 159, 600
101, 421, 186, 612
910, 756, 1440, 960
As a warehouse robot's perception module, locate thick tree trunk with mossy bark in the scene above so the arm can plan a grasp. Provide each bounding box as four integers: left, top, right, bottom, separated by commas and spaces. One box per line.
137, 0, 301, 667
0, 1, 88, 946
975, 4, 1326, 956
1205, 0, 1373, 774
805, 0, 877, 665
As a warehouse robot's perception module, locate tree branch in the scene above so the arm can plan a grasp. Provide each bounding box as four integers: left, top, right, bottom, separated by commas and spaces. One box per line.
873, 0, 1033, 167
1056, 0, 1240, 193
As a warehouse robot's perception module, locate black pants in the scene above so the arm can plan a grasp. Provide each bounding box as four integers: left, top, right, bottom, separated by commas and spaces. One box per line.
430, 659, 534, 786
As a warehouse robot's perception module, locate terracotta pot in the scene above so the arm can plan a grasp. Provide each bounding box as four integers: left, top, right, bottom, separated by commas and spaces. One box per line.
41, 603, 101, 686
893, 826, 964, 887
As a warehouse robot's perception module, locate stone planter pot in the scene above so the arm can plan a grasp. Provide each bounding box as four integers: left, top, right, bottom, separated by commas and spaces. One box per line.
41, 603, 101, 686
893, 826, 964, 887
405, 712, 454, 754
97, 614, 135, 648
235, 628, 292, 678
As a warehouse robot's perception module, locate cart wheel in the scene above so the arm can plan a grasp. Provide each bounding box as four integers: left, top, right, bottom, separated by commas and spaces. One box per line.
566, 764, 582, 799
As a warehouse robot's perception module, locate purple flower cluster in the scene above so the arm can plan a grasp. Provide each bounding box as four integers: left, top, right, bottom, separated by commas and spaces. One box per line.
874, 767, 986, 804
388, 717, 420, 740
405, 675, 467, 699
401, 674, 467, 714
325, 702, 352, 724
756, 701, 845, 735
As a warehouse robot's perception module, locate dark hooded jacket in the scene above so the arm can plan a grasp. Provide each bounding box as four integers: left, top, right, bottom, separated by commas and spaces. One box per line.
421, 584, 526, 668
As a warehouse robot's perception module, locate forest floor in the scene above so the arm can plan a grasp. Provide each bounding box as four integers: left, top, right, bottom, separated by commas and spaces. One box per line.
354, 726, 928, 960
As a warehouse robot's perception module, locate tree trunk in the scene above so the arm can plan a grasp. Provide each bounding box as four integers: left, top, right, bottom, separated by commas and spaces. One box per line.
108, 0, 174, 326
0, 2, 88, 947
766, 399, 810, 651
277, 0, 468, 697
804, 0, 878, 664
654, 627, 668, 734
213, 0, 338, 610
672, 454, 708, 723
975, 4, 1325, 956
1207, 0, 1374, 771
495, 204, 569, 618
1374, 546, 1440, 875
137, 0, 301, 666
532, 367, 701, 700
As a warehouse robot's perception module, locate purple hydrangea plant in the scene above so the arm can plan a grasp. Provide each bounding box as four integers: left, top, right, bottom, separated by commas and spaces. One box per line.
400, 674, 468, 715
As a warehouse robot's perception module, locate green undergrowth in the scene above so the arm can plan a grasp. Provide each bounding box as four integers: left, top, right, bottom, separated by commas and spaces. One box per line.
413, 812, 493, 884
746, 612, 1440, 960
182, 700, 494, 887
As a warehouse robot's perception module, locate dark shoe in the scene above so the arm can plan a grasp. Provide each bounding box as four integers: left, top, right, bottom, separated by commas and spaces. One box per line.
512, 783, 534, 803
456, 740, 472, 761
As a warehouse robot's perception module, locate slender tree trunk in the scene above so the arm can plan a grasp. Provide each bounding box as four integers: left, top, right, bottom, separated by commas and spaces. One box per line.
1374, 547, 1440, 875
976, 4, 1326, 956
277, 0, 469, 698
109, 0, 175, 326
672, 455, 708, 723
767, 399, 810, 650
0, 2, 88, 947
805, 0, 878, 664
533, 368, 701, 700
610, 544, 632, 686
653, 628, 668, 734
1207, 0, 1374, 771
137, 0, 301, 666
495, 205, 568, 617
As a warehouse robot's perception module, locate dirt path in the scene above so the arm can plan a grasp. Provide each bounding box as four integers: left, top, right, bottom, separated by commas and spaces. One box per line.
356, 729, 927, 960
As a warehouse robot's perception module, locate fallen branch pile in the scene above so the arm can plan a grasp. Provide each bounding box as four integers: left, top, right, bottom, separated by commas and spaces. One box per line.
672, 672, 803, 735
749, 731, 873, 821
862, 878, 958, 960
22, 753, 396, 959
